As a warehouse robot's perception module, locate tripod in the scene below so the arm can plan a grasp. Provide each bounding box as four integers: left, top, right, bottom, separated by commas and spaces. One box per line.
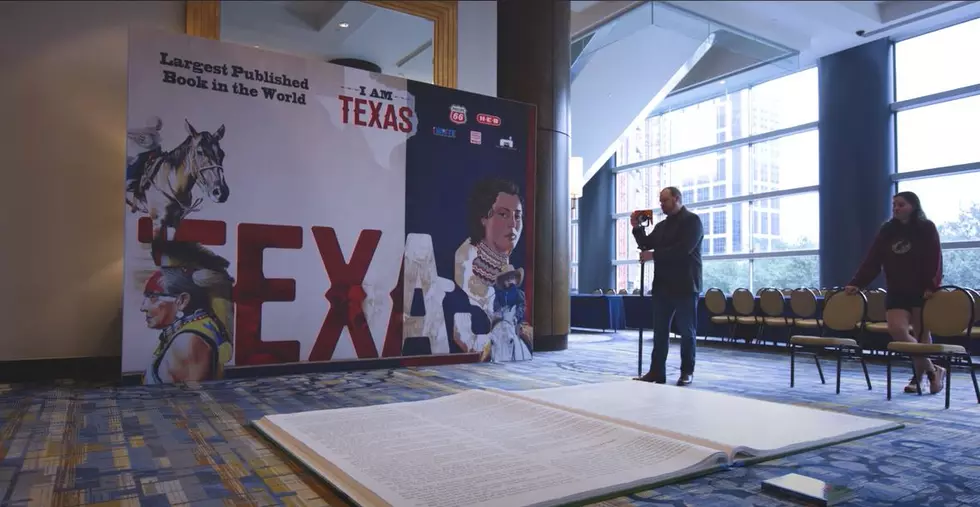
637, 260, 647, 377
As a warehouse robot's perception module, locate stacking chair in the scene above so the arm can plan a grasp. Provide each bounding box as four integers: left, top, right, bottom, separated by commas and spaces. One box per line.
789, 288, 821, 334
758, 287, 791, 346
861, 289, 894, 353
886, 286, 980, 409
730, 288, 757, 343
703, 288, 734, 341
789, 290, 872, 393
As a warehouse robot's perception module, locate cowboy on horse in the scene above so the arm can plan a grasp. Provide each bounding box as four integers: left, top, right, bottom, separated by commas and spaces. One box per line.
126, 116, 164, 209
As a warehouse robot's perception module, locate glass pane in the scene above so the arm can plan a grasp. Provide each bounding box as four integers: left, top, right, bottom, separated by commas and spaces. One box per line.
615, 166, 662, 214
749, 130, 819, 192
615, 262, 652, 294
703, 259, 750, 295
895, 17, 980, 102
570, 223, 579, 263
752, 255, 820, 291
659, 91, 751, 157
615, 171, 629, 214
570, 265, 579, 292
750, 192, 820, 253
663, 146, 749, 201
896, 95, 980, 173
898, 172, 980, 242
615, 218, 632, 260
943, 248, 980, 288
748, 67, 819, 135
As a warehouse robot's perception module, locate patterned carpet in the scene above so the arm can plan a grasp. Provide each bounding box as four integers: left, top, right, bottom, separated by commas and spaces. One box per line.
2, 332, 980, 507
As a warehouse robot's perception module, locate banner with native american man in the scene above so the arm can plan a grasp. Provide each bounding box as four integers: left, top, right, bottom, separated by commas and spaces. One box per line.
120, 30, 536, 384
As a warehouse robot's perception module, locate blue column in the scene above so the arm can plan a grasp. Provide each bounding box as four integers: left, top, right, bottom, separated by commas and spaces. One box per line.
818, 39, 894, 288
578, 156, 615, 292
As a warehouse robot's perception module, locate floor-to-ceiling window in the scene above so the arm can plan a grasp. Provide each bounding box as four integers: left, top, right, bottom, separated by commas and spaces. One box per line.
612, 68, 820, 294
893, 17, 980, 288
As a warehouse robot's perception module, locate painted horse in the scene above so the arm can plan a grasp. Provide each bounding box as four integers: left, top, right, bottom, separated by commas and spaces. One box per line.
127, 119, 230, 246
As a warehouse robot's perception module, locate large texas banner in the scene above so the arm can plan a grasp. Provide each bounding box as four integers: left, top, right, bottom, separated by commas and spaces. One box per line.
122, 30, 536, 384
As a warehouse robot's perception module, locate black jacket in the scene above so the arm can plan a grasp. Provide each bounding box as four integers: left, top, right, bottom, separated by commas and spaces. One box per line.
632, 207, 704, 294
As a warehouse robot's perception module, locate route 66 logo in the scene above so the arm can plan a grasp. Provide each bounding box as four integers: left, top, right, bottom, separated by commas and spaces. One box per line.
450, 105, 467, 125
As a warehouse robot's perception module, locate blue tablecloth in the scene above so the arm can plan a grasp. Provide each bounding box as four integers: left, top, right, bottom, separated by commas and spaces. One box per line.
570, 295, 626, 331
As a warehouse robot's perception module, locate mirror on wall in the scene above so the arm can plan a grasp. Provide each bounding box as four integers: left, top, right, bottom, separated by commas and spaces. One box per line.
220, 0, 434, 83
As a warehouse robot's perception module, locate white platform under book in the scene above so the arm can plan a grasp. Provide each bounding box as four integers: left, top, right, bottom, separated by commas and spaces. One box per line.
252, 380, 903, 507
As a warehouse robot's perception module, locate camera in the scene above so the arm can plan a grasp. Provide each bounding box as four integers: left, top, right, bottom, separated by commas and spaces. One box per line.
632, 209, 654, 226
855, 29, 866, 36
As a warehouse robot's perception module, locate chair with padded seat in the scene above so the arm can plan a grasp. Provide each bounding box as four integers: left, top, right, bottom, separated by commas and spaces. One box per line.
886, 286, 980, 409
789, 288, 822, 335
758, 287, 791, 346
860, 289, 902, 354
730, 288, 757, 344
703, 288, 734, 341
789, 290, 872, 393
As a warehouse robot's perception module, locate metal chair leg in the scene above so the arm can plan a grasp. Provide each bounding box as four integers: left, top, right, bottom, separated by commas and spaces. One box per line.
886, 352, 892, 400
836, 350, 843, 394
859, 351, 871, 390
814, 355, 826, 384
790, 345, 796, 388
968, 355, 980, 404
945, 358, 952, 410
916, 357, 923, 396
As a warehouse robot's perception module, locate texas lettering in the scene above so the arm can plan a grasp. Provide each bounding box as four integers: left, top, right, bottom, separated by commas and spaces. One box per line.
338, 95, 414, 133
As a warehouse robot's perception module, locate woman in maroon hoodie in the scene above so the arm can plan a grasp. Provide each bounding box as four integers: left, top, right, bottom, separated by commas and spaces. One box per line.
844, 191, 945, 395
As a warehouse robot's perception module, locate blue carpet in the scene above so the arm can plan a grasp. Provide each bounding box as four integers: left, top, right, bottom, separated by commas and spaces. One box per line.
1, 332, 979, 506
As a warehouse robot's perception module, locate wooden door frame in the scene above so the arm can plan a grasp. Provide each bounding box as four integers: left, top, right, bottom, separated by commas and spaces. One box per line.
185, 0, 458, 88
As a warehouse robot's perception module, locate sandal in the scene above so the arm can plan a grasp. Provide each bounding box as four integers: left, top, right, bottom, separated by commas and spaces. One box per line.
903, 373, 921, 394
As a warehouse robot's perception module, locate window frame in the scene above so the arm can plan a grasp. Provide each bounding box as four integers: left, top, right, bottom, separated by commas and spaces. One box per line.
611, 68, 821, 293
891, 16, 980, 253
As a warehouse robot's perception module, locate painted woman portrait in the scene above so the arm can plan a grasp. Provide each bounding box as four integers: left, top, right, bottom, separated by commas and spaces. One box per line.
139, 242, 234, 384
454, 178, 533, 361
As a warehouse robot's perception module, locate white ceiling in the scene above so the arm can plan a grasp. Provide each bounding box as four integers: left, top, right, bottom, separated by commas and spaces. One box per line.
665, 0, 980, 68
218, 0, 980, 93
220, 1, 434, 83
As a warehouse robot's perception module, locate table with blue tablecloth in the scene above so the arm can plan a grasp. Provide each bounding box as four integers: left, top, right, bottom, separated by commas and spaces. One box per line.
570, 294, 626, 331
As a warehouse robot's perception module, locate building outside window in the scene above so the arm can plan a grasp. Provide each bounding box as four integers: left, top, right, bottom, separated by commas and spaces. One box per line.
893, 16, 980, 288
612, 67, 820, 294
570, 205, 578, 292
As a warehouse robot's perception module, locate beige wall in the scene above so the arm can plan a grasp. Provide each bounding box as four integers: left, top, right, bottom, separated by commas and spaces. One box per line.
0, 1, 184, 361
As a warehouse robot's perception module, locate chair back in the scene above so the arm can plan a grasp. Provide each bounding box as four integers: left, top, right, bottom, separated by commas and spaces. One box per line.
704, 288, 728, 315
758, 288, 786, 318
864, 289, 887, 322
923, 286, 975, 337
966, 288, 980, 324
789, 288, 818, 318
821, 291, 867, 332
731, 288, 755, 316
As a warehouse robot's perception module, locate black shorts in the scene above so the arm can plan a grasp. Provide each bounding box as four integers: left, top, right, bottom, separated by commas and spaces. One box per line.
885, 292, 924, 311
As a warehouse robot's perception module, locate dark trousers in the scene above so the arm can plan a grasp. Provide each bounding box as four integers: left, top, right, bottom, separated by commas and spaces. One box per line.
650, 291, 698, 376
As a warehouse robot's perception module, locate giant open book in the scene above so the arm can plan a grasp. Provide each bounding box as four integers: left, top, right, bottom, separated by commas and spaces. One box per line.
252, 381, 902, 507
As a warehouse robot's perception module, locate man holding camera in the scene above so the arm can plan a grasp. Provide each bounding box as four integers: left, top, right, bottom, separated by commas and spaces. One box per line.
631, 187, 704, 386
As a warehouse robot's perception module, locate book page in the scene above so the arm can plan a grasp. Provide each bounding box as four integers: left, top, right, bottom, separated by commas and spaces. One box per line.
264, 389, 727, 507
508, 381, 901, 458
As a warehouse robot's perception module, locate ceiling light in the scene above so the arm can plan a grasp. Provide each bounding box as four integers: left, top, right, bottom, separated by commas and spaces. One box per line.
720, 80, 726, 85
338, 22, 350, 28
